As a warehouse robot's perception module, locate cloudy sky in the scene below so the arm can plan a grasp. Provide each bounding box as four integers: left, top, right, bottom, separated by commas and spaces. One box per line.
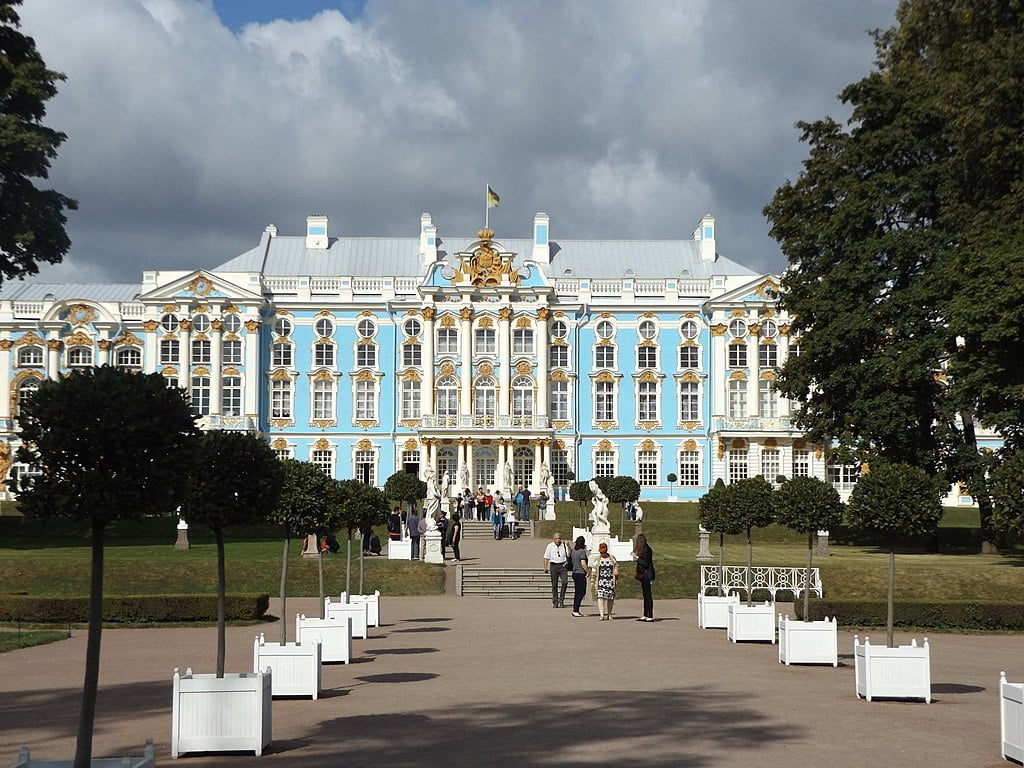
17, 0, 899, 286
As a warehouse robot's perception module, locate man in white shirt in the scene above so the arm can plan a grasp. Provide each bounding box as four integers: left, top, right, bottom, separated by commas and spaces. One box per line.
543, 532, 571, 608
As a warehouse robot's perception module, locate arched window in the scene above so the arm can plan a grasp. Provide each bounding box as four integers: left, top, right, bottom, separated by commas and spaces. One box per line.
511, 376, 534, 417
356, 341, 377, 368
16, 378, 40, 417
314, 340, 335, 367
17, 346, 44, 368
436, 376, 458, 417
474, 376, 496, 417
67, 347, 93, 369
271, 341, 292, 368
115, 347, 142, 370
222, 376, 242, 416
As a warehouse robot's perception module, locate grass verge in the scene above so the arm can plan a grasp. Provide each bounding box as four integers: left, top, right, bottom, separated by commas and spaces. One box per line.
0, 630, 69, 652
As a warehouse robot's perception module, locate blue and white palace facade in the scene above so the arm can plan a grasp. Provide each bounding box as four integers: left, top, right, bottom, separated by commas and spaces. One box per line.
0, 211, 993, 503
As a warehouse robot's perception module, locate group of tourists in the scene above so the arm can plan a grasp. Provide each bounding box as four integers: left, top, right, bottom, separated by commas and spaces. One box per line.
542, 532, 655, 620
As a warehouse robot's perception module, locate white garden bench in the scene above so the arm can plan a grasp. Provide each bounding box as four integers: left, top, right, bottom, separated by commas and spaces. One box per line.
700, 565, 822, 601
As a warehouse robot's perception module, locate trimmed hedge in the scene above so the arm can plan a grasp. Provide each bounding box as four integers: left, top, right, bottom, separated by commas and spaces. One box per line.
0, 593, 270, 624
795, 598, 1024, 631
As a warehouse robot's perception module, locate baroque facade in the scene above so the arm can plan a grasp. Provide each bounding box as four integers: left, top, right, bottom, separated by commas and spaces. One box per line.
0, 211, 993, 503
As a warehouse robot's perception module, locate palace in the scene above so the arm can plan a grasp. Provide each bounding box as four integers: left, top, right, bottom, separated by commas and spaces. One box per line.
0, 211, 993, 503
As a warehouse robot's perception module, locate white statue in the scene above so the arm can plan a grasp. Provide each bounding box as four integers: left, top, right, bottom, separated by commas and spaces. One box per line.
503, 461, 514, 491
459, 463, 470, 491
634, 503, 644, 523
540, 461, 555, 499
424, 467, 441, 521
589, 479, 610, 529
441, 470, 451, 499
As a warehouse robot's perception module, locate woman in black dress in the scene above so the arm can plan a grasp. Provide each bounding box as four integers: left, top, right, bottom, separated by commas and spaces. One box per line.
634, 533, 655, 621
447, 512, 462, 561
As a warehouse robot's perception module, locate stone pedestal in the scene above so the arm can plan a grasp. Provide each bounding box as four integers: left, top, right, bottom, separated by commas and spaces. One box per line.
423, 530, 443, 564
175, 518, 190, 550
301, 533, 320, 557
634, 521, 644, 538
696, 526, 714, 561
590, 523, 611, 554
816, 530, 830, 558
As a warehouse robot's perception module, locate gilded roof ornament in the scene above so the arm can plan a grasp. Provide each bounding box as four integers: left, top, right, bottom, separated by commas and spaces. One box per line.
451, 229, 520, 287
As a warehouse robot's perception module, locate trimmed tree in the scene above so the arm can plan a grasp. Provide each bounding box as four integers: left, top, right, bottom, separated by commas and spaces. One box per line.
720, 476, 775, 606
384, 470, 426, 514
991, 449, 1024, 541
698, 479, 743, 596
15, 367, 195, 768
846, 462, 943, 647
180, 431, 283, 676
773, 476, 844, 621
666, 472, 678, 497
267, 459, 338, 643
606, 475, 641, 538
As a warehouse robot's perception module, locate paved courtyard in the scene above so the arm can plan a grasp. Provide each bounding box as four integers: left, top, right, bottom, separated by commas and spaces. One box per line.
1, 536, 1020, 767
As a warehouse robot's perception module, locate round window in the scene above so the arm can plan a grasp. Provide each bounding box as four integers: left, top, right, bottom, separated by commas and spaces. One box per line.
403, 318, 422, 337
191, 314, 210, 334
273, 317, 293, 337
314, 317, 334, 338
638, 320, 657, 340
728, 319, 748, 339
160, 313, 179, 333
357, 318, 377, 338
223, 314, 242, 334
680, 320, 699, 340
760, 319, 778, 338
550, 320, 568, 340
596, 320, 614, 340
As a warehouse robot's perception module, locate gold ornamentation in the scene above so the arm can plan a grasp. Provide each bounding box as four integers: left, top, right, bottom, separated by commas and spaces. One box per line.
97, 340, 111, 351
550, 370, 569, 381
717, 438, 725, 459
793, 439, 806, 449
271, 438, 289, 449
728, 371, 748, 380
400, 369, 421, 381
638, 422, 659, 432
478, 316, 494, 328
270, 369, 292, 381
551, 338, 568, 347
764, 438, 778, 447
537, 307, 551, 321
192, 333, 209, 342
815, 444, 823, 459
594, 371, 616, 382
642, 312, 654, 319
760, 338, 777, 346
516, 361, 532, 375
223, 332, 240, 342
760, 309, 775, 318
115, 332, 143, 347
748, 323, 761, 336
68, 304, 98, 326
222, 367, 240, 376
403, 439, 419, 450
188, 276, 213, 296
680, 372, 700, 383
276, 308, 291, 316
731, 309, 746, 318
224, 304, 239, 314
354, 369, 376, 382
681, 421, 700, 431
440, 362, 455, 377
312, 370, 334, 382
179, 320, 192, 332
211, 320, 224, 332
595, 421, 616, 432
637, 370, 659, 383
479, 362, 494, 376
142, 320, 160, 333
452, 229, 520, 287
10, 370, 44, 417
778, 324, 791, 336
161, 366, 177, 376
710, 324, 727, 336
269, 418, 292, 429
193, 304, 208, 314
311, 419, 336, 430
245, 321, 261, 333
421, 307, 435, 321
551, 420, 571, 430
15, 332, 44, 347
684, 311, 696, 318
355, 419, 378, 429
731, 438, 747, 449
515, 316, 530, 328
459, 307, 474, 321
314, 438, 332, 451
46, 339, 62, 351
163, 304, 177, 313
640, 439, 657, 451
755, 278, 780, 299
683, 439, 698, 451
67, 333, 94, 350
600, 312, 611, 319
357, 438, 373, 451
193, 366, 210, 376
0, 340, 11, 351
439, 314, 455, 328
760, 371, 777, 381
597, 439, 613, 451
499, 307, 513, 321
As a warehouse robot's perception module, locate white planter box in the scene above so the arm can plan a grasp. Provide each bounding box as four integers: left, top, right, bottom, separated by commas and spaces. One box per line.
10, 740, 155, 767
1001, 673, 1024, 763
727, 602, 776, 643
697, 592, 739, 629
324, 597, 368, 639
253, 634, 320, 699
341, 590, 381, 627
388, 539, 411, 560
296, 613, 352, 664
853, 636, 931, 702
171, 667, 272, 758
778, 614, 838, 666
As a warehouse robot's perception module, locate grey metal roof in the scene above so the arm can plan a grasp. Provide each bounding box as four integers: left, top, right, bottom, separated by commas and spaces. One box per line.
0, 282, 143, 302
213, 235, 758, 280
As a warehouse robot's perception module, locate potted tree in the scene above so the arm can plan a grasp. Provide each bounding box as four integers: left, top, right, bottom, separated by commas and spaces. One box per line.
847, 461, 942, 702
721, 476, 776, 642
696, 479, 741, 628
173, 430, 284, 756
15, 367, 195, 768
666, 472, 678, 501
773, 475, 844, 665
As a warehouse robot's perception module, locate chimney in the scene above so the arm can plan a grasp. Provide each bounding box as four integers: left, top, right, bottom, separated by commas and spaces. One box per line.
420, 213, 438, 265
532, 212, 551, 264
306, 215, 328, 250
695, 214, 716, 263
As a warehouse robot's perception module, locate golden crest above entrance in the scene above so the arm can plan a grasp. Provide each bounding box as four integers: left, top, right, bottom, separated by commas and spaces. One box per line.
452, 228, 520, 287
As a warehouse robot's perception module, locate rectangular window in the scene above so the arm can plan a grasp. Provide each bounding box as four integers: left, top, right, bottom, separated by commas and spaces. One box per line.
678, 345, 699, 369
679, 381, 700, 422
759, 380, 778, 417
761, 448, 780, 483
67, 347, 93, 369
437, 328, 458, 354
402, 342, 422, 367
551, 449, 570, 487
790, 340, 802, 358
637, 346, 657, 369
190, 376, 210, 417
274, 446, 293, 461
474, 328, 496, 355
679, 450, 701, 486
728, 343, 747, 368
314, 342, 335, 368
18, 346, 44, 367
594, 450, 616, 477
312, 448, 334, 477
164, 375, 179, 389
191, 339, 211, 365
437, 385, 458, 416
512, 329, 534, 355
827, 463, 859, 492
355, 449, 375, 485
728, 448, 748, 483
312, 379, 334, 421
595, 380, 616, 422
792, 448, 810, 478
356, 343, 376, 368
401, 379, 421, 420
355, 380, 376, 421
638, 380, 658, 422
549, 344, 569, 369
222, 339, 242, 365
271, 379, 292, 419
222, 376, 242, 417
160, 339, 180, 365
549, 380, 569, 421
759, 343, 778, 368
728, 380, 747, 418
272, 342, 292, 368
637, 450, 658, 486
595, 345, 616, 369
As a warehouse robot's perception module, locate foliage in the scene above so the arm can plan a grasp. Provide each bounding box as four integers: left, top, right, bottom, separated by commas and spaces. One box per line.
797, 598, 1024, 632
568, 480, 592, 505
270, 460, 338, 538
666, 473, 678, 484
990, 449, 1024, 539
14, 366, 195, 768
605, 475, 640, 507
0, 0, 78, 284
0, 593, 270, 623
773, 476, 844, 536
335, 479, 388, 539
383, 471, 427, 508
847, 463, 944, 542
721, 476, 775, 537
698, 479, 743, 536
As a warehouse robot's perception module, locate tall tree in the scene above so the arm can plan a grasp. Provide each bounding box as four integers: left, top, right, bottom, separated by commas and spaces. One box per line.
383, 470, 426, 514
720, 476, 775, 607
16, 367, 195, 768
180, 430, 282, 677
698, 479, 744, 596
0, 0, 78, 283
764, 0, 1024, 552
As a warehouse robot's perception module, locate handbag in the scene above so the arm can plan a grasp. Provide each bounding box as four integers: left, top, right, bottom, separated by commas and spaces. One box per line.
634, 571, 644, 582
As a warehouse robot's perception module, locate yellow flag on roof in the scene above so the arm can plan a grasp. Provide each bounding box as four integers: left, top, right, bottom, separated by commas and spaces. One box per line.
487, 185, 500, 208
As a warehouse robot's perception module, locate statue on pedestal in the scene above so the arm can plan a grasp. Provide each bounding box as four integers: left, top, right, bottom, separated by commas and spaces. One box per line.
424, 467, 441, 523
441, 470, 451, 499
459, 463, 471, 492
540, 461, 555, 499
503, 461, 514, 492
589, 479, 610, 530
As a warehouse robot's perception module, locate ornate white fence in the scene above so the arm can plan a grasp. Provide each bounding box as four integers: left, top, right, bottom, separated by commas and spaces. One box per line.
700, 565, 822, 600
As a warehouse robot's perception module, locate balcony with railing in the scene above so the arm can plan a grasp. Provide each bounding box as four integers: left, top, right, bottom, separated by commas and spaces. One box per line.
419, 414, 551, 431
711, 416, 795, 433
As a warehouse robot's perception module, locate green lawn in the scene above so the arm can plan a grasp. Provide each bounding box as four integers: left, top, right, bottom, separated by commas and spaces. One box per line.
0, 630, 69, 652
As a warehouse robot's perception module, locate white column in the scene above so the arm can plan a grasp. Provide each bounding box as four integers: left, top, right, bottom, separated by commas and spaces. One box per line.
710, 325, 726, 416
143, 321, 158, 373
179, 322, 192, 377
498, 307, 511, 417
778, 331, 791, 418
422, 308, 435, 418
748, 333, 759, 418
46, 337, 61, 381
533, 440, 542, 492
0, 340, 11, 423
465, 441, 474, 488
210, 325, 222, 415
460, 308, 473, 415
97, 339, 111, 366
536, 308, 549, 419
244, 320, 260, 419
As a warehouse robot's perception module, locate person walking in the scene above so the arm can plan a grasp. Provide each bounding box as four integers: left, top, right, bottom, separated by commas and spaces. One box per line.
386, 506, 402, 542
592, 541, 619, 620
447, 512, 462, 561
437, 511, 448, 560
520, 486, 532, 521
407, 508, 421, 560
633, 533, 656, 621
569, 535, 590, 617
417, 510, 428, 561
542, 532, 571, 608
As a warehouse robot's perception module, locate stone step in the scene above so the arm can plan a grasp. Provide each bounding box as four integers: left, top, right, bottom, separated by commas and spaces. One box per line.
459, 520, 535, 539
459, 567, 556, 598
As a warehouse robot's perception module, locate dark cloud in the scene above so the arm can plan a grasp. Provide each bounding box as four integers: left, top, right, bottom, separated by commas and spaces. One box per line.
18, 0, 898, 284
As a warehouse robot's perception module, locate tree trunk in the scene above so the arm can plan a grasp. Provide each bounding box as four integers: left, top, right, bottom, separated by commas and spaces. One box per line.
279, 536, 289, 645
215, 526, 226, 677
73, 517, 105, 768
887, 548, 896, 649
359, 542, 365, 594
717, 533, 725, 597
803, 533, 813, 622
345, 539, 351, 596
318, 546, 326, 620
962, 411, 998, 554
745, 528, 753, 608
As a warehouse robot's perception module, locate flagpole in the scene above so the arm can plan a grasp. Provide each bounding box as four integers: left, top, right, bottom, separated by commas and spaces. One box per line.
485, 181, 489, 231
